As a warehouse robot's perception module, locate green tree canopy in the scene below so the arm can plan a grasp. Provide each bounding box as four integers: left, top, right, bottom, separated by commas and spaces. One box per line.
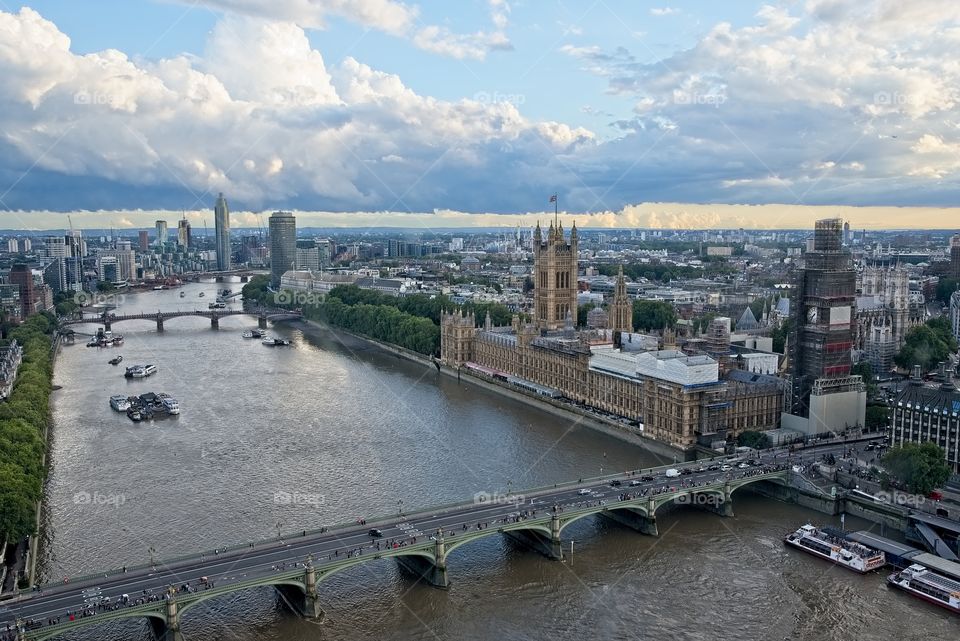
737, 430, 771, 450
631, 300, 677, 332
882, 442, 951, 495
894, 318, 958, 373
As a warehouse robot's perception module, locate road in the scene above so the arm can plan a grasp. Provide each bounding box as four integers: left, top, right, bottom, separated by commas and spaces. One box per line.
0, 437, 875, 638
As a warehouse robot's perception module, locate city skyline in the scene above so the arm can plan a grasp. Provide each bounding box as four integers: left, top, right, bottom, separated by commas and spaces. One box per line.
2, 2, 960, 221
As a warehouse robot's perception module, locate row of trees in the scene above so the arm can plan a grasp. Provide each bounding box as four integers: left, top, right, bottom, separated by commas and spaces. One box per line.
305, 297, 440, 355
894, 316, 958, 373
0, 314, 54, 543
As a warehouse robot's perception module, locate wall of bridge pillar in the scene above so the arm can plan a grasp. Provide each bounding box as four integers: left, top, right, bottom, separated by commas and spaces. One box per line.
503, 516, 564, 560
211, 316, 219, 329
600, 507, 658, 536
156, 317, 164, 332
147, 595, 185, 641
258, 316, 268, 330
395, 551, 450, 588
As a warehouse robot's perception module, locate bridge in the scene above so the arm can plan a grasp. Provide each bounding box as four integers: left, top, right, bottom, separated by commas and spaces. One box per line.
1, 460, 795, 641
59, 308, 303, 332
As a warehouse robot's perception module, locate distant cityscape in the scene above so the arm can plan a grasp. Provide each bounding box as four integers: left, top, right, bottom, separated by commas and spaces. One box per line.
1, 194, 958, 473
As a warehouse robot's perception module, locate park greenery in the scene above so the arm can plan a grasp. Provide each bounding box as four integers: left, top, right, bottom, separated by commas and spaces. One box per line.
881, 442, 951, 495
894, 316, 958, 373
0, 313, 54, 543
242, 277, 517, 356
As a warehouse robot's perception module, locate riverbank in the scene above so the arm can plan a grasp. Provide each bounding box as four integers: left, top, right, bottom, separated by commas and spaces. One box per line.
296, 319, 689, 463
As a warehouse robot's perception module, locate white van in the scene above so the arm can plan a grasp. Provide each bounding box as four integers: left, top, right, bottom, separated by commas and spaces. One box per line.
665, 468, 681, 478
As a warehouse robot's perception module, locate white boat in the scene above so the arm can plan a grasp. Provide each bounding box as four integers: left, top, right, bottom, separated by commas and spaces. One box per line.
109, 395, 131, 411
784, 524, 886, 573
158, 393, 180, 415
888, 564, 960, 614
124, 364, 157, 379
153, 285, 163, 291
262, 337, 291, 346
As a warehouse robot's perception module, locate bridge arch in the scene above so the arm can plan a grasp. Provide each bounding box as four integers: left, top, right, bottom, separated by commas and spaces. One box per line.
27, 607, 166, 641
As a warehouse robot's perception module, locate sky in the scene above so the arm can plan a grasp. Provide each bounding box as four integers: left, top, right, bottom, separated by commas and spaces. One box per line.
1, 1, 960, 230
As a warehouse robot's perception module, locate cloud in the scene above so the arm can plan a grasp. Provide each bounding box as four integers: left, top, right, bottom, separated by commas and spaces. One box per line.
0, 7, 586, 214
182, 0, 512, 60
650, 7, 679, 16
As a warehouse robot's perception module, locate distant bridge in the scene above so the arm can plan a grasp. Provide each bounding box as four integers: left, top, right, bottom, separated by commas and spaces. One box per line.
59, 308, 302, 332
4, 466, 793, 641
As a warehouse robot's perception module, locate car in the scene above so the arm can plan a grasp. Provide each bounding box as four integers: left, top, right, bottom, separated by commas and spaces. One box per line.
721, 464, 732, 471
368, 528, 383, 538
577, 488, 591, 495
609, 480, 622, 487
707, 465, 721, 471
680, 468, 693, 475
629, 480, 642, 486
738, 463, 749, 469
694, 466, 706, 473
641, 475, 655, 482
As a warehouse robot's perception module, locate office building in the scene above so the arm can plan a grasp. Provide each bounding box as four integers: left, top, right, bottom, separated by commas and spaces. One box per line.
214, 193, 230, 271
138, 230, 150, 251
891, 366, 960, 473
269, 211, 297, 287
8, 264, 36, 319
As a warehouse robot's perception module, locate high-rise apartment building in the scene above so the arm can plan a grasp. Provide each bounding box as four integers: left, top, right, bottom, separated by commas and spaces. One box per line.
155, 220, 168, 247
533, 220, 578, 331
214, 193, 230, 271
177, 215, 192, 249
269, 211, 297, 287
138, 230, 150, 251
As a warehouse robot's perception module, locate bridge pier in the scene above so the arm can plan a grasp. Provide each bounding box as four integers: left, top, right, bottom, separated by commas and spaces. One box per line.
148, 590, 185, 641
275, 561, 325, 620
210, 314, 219, 329
156, 315, 164, 332
103, 319, 112, 332
258, 315, 268, 330
395, 536, 450, 588
503, 514, 564, 560
600, 506, 659, 536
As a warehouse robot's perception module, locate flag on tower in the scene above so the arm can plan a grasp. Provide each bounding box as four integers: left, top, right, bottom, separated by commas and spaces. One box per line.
549, 194, 557, 203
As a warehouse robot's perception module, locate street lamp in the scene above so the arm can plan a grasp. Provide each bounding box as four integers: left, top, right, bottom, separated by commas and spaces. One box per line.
276, 521, 283, 541
148, 546, 156, 567
397, 499, 404, 516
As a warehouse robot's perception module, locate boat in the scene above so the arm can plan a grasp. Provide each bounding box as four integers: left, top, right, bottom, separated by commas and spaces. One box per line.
111, 335, 124, 346
158, 393, 180, 415
109, 395, 131, 411
262, 337, 291, 346
208, 302, 226, 309
198, 292, 205, 298
108, 355, 123, 365
179, 291, 186, 298
784, 524, 886, 573
153, 285, 163, 291
241, 328, 266, 339
126, 407, 143, 422
888, 564, 960, 614
86, 338, 100, 347
124, 364, 157, 379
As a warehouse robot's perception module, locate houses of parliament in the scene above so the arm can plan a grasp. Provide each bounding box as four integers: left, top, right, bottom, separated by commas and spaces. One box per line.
440, 220, 785, 452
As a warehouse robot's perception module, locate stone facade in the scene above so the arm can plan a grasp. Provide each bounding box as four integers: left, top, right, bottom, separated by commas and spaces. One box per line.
533, 221, 578, 331
609, 265, 632, 333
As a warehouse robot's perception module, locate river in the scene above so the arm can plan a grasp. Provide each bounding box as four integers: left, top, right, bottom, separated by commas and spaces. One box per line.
39, 281, 956, 640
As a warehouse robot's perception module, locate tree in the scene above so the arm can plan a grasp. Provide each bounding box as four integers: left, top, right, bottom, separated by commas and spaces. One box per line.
882, 442, 951, 495
864, 405, 888, 430
577, 304, 595, 328
895, 318, 958, 373
631, 300, 677, 332
771, 318, 792, 354
737, 430, 771, 450
852, 361, 878, 397
935, 277, 959, 304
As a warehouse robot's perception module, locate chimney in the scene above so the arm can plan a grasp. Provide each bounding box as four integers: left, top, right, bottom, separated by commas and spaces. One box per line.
912, 364, 922, 380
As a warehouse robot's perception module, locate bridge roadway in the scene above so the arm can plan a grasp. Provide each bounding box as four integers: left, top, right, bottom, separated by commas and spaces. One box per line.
0, 439, 866, 640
